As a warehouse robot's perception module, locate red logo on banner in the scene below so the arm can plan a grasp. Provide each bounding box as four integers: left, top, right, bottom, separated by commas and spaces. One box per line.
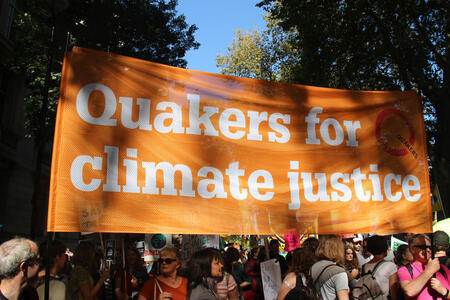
376, 109, 415, 156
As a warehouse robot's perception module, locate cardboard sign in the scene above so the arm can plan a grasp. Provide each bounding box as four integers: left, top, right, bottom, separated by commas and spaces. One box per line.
47, 47, 432, 234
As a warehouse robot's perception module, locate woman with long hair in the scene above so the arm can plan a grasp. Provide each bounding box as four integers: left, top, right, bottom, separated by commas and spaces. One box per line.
310, 235, 349, 300
187, 248, 224, 300
114, 245, 148, 300
139, 246, 187, 300
344, 246, 360, 286
276, 247, 319, 300
68, 241, 109, 300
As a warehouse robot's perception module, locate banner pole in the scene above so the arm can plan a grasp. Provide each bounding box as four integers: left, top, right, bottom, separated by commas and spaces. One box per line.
99, 232, 106, 267
263, 238, 270, 261
122, 238, 128, 294
44, 233, 55, 300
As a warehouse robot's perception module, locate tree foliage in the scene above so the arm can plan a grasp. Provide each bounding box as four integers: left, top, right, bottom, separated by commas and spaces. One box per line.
221, 0, 449, 214
9, 0, 199, 140
216, 18, 298, 82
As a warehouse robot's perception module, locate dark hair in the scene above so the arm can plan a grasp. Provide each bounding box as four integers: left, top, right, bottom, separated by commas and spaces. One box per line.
187, 248, 222, 289
224, 247, 240, 273
72, 241, 95, 269
394, 244, 409, 266
269, 239, 279, 247
39, 240, 66, 269
290, 247, 316, 276
302, 237, 319, 253
366, 235, 388, 255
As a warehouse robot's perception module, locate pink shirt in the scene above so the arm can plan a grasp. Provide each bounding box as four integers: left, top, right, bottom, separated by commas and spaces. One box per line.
397, 262, 450, 300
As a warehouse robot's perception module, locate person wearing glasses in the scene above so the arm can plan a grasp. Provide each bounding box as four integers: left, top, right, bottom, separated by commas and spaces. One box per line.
0, 237, 40, 300
397, 234, 450, 300
138, 246, 187, 300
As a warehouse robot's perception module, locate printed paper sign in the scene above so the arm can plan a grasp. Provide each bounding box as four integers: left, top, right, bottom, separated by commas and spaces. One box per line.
261, 259, 282, 300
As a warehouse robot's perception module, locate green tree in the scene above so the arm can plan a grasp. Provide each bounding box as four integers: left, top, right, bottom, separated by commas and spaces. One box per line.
7, 0, 199, 238
216, 18, 298, 81
258, 0, 449, 215
10, 0, 199, 139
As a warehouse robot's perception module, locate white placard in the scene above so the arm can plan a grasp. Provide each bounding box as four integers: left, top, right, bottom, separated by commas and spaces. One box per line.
260, 259, 282, 300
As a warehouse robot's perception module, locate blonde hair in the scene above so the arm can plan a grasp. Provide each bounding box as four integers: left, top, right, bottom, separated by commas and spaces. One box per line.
315, 235, 345, 266
160, 246, 181, 263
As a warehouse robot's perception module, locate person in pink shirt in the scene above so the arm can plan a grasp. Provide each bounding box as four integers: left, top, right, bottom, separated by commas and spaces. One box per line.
397, 234, 450, 300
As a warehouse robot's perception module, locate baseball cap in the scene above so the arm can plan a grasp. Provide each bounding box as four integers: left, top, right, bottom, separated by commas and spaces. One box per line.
353, 234, 363, 243
433, 231, 449, 248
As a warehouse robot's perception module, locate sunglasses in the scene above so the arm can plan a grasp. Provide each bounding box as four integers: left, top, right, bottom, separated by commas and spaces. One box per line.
158, 258, 177, 264
414, 245, 433, 250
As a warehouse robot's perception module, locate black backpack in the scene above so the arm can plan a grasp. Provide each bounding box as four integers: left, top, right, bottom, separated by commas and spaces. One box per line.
285, 275, 322, 300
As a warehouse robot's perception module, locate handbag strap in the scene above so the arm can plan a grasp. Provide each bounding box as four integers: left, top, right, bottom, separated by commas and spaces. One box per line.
154, 278, 163, 300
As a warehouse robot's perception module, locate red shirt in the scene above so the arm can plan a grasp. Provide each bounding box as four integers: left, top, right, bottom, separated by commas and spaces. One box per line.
139, 276, 188, 300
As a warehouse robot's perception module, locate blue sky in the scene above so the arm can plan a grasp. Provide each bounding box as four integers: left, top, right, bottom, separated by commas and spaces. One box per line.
177, 0, 266, 74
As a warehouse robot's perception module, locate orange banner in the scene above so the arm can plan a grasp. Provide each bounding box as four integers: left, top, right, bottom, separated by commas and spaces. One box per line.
48, 47, 432, 234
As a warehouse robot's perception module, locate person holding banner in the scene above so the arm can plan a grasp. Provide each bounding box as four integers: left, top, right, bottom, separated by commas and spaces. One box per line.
187, 248, 224, 300
139, 246, 187, 300
397, 234, 450, 300
36, 240, 68, 300
114, 246, 148, 300
67, 241, 109, 300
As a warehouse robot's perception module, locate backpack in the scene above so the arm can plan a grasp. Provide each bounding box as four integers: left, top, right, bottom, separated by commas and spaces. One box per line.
310, 260, 346, 294
351, 261, 387, 300
285, 275, 322, 300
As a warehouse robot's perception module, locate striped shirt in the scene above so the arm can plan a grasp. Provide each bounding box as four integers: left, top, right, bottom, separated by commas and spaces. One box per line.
217, 273, 237, 299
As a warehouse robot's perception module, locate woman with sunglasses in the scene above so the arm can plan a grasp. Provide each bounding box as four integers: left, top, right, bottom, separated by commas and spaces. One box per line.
139, 246, 187, 300
187, 248, 224, 300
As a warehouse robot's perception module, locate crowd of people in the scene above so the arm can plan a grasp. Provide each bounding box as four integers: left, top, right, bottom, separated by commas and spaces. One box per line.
0, 232, 449, 300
